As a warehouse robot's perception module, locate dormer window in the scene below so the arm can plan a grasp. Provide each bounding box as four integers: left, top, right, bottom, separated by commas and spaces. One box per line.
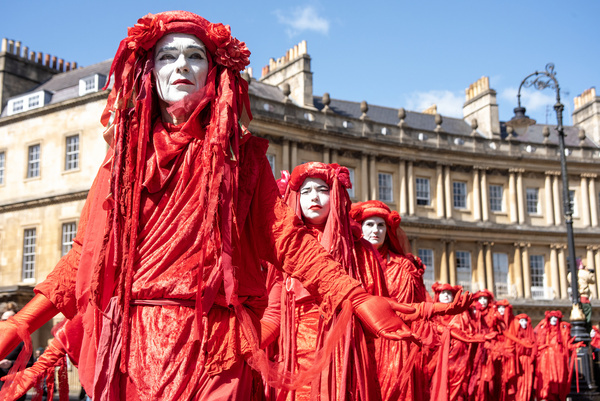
7, 91, 51, 116
79, 74, 107, 96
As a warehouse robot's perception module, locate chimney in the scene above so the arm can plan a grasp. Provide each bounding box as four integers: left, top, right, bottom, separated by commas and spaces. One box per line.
259, 40, 315, 109
573, 87, 600, 143
462, 76, 500, 139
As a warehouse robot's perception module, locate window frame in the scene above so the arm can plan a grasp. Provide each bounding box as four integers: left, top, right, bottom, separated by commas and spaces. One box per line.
526, 187, 540, 215
416, 177, 431, 206
22, 228, 37, 282
378, 172, 393, 202
61, 221, 78, 256
453, 181, 467, 209
0, 151, 5, 185
455, 250, 472, 291
489, 184, 504, 212
26, 144, 41, 179
65, 134, 80, 171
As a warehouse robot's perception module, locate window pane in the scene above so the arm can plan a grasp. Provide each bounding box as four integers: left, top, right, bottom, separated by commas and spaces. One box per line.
489, 185, 503, 212
65, 135, 80, 171
530, 255, 546, 299
416, 178, 431, 206
456, 251, 472, 291
378, 173, 393, 202
27, 144, 40, 178
493, 253, 509, 297
22, 228, 36, 280
453, 182, 467, 209
418, 249, 435, 292
62, 222, 77, 256
526, 188, 539, 214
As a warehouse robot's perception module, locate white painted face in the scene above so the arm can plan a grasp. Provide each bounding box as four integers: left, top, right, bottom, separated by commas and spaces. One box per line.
519, 318, 528, 329
478, 296, 489, 308
1, 310, 15, 321
153, 33, 209, 107
438, 290, 454, 304
497, 305, 505, 316
361, 217, 387, 249
299, 177, 331, 225
550, 316, 558, 326
592, 329, 597, 338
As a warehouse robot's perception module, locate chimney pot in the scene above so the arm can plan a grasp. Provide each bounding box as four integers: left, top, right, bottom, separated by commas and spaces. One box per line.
8, 39, 15, 53
44, 54, 50, 66
59, 58, 64, 71
52, 55, 57, 69
15, 41, 21, 56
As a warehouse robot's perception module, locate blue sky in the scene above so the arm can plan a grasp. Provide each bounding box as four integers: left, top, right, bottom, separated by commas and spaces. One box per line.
2, 1, 598, 126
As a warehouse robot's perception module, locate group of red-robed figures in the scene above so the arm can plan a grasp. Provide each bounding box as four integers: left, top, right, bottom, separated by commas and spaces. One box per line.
0, 11, 585, 401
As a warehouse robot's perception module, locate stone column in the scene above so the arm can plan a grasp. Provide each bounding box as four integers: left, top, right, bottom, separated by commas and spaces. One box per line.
282, 140, 290, 172
589, 174, 598, 227
550, 244, 561, 299
331, 149, 339, 164
581, 175, 591, 227
545, 172, 555, 226
448, 240, 456, 285
516, 169, 525, 224
481, 169, 489, 222
508, 170, 518, 223
361, 153, 369, 201
552, 174, 562, 225
587, 246, 598, 298
485, 242, 494, 292
408, 161, 415, 216
444, 165, 453, 220
522, 243, 532, 299
473, 168, 481, 221
323, 147, 330, 164
436, 164, 445, 219
369, 154, 377, 200
440, 240, 449, 284
399, 161, 407, 215
476, 242, 486, 292
558, 245, 568, 300
513, 244, 524, 298
410, 237, 417, 253
290, 141, 298, 170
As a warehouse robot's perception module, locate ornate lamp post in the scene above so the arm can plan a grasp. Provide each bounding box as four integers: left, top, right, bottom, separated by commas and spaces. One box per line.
506, 63, 598, 398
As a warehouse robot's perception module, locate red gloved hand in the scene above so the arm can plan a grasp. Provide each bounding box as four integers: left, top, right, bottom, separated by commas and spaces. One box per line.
0, 294, 59, 360
432, 290, 471, 316
348, 288, 420, 343
1, 340, 66, 400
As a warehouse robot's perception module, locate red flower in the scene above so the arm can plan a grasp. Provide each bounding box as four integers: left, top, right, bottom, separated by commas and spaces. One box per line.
214, 37, 251, 71
126, 14, 166, 52
208, 23, 232, 48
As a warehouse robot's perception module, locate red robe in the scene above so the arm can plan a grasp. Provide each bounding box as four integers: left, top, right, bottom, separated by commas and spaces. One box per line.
534, 319, 573, 401
505, 316, 535, 401
467, 304, 495, 401
35, 133, 359, 401
374, 250, 431, 401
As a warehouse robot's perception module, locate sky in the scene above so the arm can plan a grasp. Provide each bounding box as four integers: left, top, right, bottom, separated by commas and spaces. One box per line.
2, 0, 598, 126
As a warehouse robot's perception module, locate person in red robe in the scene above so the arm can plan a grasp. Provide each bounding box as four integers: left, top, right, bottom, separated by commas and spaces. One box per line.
430, 283, 494, 401
467, 289, 497, 401
262, 163, 416, 400
504, 314, 536, 401
349, 200, 469, 401
0, 12, 416, 401
487, 299, 514, 401
534, 310, 582, 401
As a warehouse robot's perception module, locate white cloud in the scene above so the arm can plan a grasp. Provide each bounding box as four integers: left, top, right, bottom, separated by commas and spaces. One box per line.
275, 6, 330, 37
405, 90, 464, 118
500, 87, 556, 113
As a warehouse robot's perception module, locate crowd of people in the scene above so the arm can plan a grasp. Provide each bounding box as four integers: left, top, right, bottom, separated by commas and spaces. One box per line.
0, 10, 588, 401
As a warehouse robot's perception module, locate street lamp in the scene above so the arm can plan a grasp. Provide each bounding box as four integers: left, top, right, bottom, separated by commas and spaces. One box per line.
506, 63, 598, 397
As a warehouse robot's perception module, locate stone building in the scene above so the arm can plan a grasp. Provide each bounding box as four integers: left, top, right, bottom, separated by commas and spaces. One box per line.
1, 36, 600, 352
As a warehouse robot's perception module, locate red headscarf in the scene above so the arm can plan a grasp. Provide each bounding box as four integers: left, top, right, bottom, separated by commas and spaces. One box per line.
282, 162, 356, 271
76, 11, 253, 371
472, 289, 495, 305
349, 200, 411, 255
494, 299, 514, 329
431, 282, 462, 303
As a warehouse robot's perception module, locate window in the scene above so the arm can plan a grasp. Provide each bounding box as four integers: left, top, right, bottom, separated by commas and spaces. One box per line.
266, 154, 275, 177
0, 151, 5, 185
493, 253, 509, 297
62, 222, 77, 256
79, 74, 107, 96
453, 182, 467, 209
489, 184, 503, 212
7, 91, 50, 116
569, 190, 578, 216
12, 99, 24, 113
22, 228, 36, 281
347, 168, 355, 198
416, 177, 431, 206
65, 135, 79, 171
28, 95, 40, 108
378, 173, 393, 202
456, 251, 472, 291
530, 255, 546, 299
526, 188, 539, 214
27, 144, 40, 178
418, 249, 435, 292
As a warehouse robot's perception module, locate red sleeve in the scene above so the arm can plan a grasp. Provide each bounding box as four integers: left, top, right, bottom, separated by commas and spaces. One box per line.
249, 154, 360, 320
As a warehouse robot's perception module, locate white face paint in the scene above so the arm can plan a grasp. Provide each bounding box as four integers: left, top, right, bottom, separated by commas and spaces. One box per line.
591, 329, 597, 338
478, 296, 489, 308
497, 305, 505, 316
519, 318, 528, 329
550, 316, 558, 326
361, 217, 387, 249
153, 33, 209, 108
438, 290, 454, 304
299, 178, 331, 225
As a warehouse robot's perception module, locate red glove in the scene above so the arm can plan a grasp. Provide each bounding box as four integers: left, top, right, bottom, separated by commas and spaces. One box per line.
348, 287, 419, 343
432, 290, 471, 316
0, 294, 59, 360
1, 340, 66, 400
